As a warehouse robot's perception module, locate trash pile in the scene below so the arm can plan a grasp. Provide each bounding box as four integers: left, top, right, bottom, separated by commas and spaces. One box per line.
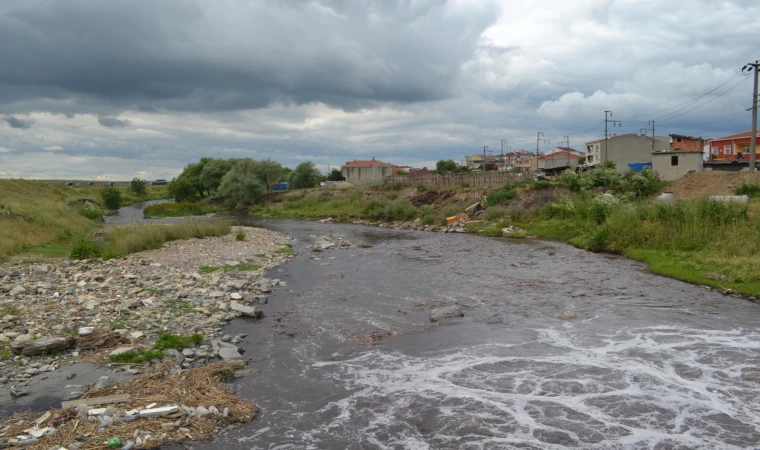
0, 362, 255, 449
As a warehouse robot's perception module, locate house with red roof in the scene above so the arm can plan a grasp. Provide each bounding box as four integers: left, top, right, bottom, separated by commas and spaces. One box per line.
706, 130, 760, 160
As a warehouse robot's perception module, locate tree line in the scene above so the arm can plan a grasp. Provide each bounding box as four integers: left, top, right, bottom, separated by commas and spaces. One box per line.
167, 157, 344, 207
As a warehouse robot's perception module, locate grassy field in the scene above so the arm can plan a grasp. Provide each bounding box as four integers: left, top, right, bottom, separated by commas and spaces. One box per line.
0, 180, 102, 260
0, 179, 170, 261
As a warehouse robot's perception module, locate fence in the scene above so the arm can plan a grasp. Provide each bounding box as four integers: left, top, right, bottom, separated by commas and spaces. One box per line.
383, 171, 533, 187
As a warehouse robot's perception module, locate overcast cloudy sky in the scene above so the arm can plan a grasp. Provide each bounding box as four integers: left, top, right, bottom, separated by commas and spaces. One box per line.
0, 0, 757, 180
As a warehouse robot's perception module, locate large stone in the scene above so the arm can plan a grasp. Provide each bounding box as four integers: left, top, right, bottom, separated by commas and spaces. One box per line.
217, 347, 243, 361
429, 306, 464, 322
9, 285, 27, 296
109, 347, 135, 357
230, 301, 263, 318
11, 336, 75, 356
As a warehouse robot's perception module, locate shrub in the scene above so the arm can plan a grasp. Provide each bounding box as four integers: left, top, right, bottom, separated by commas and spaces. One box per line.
736, 182, 760, 198
70, 235, 100, 259
130, 178, 147, 196
485, 187, 516, 207
236, 231, 246, 241
76, 204, 102, 220
460, 182, 471, 188
100, 186, 123, 210
362, 199, 418, 222
416, 184, 426, 191
533, 180, 552, 189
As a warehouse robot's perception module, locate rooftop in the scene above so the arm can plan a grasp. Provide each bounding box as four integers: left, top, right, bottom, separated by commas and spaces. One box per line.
342, 159, 393, 168
709, 130, 760, 141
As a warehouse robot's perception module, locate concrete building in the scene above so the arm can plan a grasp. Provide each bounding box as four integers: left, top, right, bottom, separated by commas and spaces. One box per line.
585, 134, 670, 172
537, 150, 580, 173
651, 150, 703, 180
341, 158, 398, 185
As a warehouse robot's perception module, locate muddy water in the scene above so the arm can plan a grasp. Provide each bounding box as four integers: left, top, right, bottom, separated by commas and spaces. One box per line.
167, 219, 760, 450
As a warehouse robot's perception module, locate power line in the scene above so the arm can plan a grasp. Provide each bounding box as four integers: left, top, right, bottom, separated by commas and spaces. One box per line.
657, 76, 751, 125
617, 70, 744, 120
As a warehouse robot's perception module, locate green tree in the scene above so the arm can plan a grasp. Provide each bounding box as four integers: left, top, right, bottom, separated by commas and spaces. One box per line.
436, 159, 457, 174
170, 157, 212, 198
130, 178, 146, 196
100, 186, 123, 210
168, 177, 196, 202
217, 158, 266, 207
327, 168, 344, 181
253, 159, 284, 193
290, 161, 321, 189
200, 158, 234, 194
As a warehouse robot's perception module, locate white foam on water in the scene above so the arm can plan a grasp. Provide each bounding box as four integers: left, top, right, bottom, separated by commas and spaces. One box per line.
302, 326, 760, 449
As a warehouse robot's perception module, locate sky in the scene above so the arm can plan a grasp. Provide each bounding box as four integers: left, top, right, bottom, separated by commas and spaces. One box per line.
0, 0, 758, 180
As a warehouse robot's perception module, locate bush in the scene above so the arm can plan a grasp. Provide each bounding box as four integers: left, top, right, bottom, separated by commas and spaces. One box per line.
70, 235, 100, 259
130, 178, 147, 196
416, 184, 426, 191
100, 186, 123, 210
362, 199, 418, 222
533, 180, 552, 189
236, 231, 246, 241
217, 159, 266, 208
485, 187, 516, 207
736, 182, 760, 198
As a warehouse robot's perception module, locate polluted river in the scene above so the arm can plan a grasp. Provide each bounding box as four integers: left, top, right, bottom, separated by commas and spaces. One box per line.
110, 204, 760, 449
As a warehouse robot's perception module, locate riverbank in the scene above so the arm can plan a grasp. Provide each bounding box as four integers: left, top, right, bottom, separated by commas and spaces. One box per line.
0, 225, 294, 448
249, 173, 760, 298
0, 180, 170, 261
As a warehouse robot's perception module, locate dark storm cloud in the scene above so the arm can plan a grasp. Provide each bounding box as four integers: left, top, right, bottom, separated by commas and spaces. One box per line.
98, 116, 131, 128
2, 115, 33, 129
0, 0, 499, 113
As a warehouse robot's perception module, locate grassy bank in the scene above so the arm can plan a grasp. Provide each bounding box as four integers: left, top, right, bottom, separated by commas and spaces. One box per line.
0, 180, 103, 260
75, 184, 169, 207
254, 171, 760, 297
144, 202, 219, 217
70, 220, 232, 260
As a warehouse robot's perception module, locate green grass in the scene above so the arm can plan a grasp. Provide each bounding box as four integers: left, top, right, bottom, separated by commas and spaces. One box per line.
70, 220, 231, 260
0, 180, 102, 260
0, 307, 21, 317
108, 332, 204, 363
109, 348, 166, 364
254, 253, 266, 258
110, 319, 128, 330
236, 231, 246, 241
153, 332, 204, 350
274, 247, 294, 255
200, 263, 262, 274
144, 202, 218, 218
625, 249, 760, 297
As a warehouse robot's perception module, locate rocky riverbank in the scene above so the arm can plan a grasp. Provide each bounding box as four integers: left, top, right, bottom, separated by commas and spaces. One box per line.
0, 226, 293, 446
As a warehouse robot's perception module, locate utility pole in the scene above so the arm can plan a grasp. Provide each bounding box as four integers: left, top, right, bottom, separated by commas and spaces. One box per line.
558, 136, 570, 148
743, 61, 759, 171
483, 145, 488, 172
501, 140, 509, 171
604, 111, 621, 164
640, 120, 656, 153
536, 132, 550, 172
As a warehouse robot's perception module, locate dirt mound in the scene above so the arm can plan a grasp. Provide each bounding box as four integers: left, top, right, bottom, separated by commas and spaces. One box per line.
513, 186, 571, 209
409, 189, 454, 206
662, 171, 760, 201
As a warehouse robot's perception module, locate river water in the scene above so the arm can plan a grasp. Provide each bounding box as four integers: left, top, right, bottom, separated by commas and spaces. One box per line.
111, 206, 760, 449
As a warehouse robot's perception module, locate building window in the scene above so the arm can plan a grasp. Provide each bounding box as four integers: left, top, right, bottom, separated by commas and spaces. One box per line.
724, 145, 732, 155
743, 145, 750, 153
677, 138, 682, 142
671, 155, 678, 166
712, 146, 719, 155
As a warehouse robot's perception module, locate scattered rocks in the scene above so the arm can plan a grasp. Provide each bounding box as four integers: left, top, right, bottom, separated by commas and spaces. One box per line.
704, 273, 728, 281
217, 347, 243, 361
559, 311, 577, 320
430, 306, 464, 322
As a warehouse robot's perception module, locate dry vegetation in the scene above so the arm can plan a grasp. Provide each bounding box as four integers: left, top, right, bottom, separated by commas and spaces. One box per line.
2, 362, 255, 450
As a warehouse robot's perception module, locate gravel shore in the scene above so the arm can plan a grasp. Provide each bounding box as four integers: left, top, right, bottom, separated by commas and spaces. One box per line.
0, 226, 293, 415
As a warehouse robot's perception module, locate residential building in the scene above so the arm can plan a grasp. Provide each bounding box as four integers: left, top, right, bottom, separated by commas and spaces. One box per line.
546, 147, 584, 158
537, 150, 580, 172
706, 130, 760, 160
669, 134, 705, 152
341, 158, 401, 185
406, 168, 434, 178
651, 150, 703, 181
584, 134, 670, 172
465, 154, 485, 170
